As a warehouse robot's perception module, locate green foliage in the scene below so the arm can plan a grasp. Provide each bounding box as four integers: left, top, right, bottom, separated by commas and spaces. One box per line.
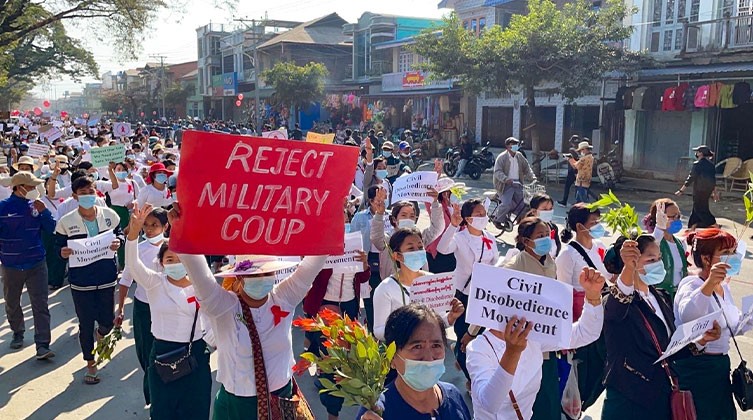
744, 171, 753, 224
92, 325, 123, 366
261, 61, 329, 111
585, 190, 642, 238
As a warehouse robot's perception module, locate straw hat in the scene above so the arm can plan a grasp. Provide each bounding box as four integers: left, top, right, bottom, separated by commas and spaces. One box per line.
12, 156, 38, 171
576, 141, 593, 152
216, 255, 299, 277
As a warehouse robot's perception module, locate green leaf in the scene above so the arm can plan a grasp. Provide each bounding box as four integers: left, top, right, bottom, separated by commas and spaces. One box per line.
319, 378, 337, 390
386, 342, 396, 361
608, 189, 621, 205
300, 352, 317, 363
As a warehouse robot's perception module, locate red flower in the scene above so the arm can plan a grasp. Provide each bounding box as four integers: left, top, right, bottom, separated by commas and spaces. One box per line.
322, 340, 333, 349
292, 317, 319, 332
319, 308, 342, 324
292, 359, 311, 376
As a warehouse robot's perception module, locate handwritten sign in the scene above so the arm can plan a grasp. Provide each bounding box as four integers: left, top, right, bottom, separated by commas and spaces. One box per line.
466, 263, 574, 348
67, 231, 116, 268
410, 273, 455, 316
306, 132, 335, 144
323, 232, 364, 273
90, 145, 126, 167
113, 123, 132, 138
262, 129, 288, 140
171, 131, 359, 255
65, 138, 83, 148
392, 172, 439, 203
27, 143, 50, 158
656, 310, 722, 363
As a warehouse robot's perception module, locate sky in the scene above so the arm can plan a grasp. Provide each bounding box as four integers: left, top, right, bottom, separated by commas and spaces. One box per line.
34, 0, 449, 98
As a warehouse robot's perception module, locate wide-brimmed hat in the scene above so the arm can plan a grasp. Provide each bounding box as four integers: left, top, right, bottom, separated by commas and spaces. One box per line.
148, 162, 174, 177
12, 156, 38, 171
436, 177, 466, 194
693, 145, 714, 156
10, 171, 44, 187
216, 255, 299, 277
577, 141, 593, 151
55, 155, 69, 168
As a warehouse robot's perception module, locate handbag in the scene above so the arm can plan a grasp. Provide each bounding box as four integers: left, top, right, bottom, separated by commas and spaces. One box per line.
239, 297, 315, 420
638, 310, 696, 420
153, 305, 199, 384
713, 293, 753, 411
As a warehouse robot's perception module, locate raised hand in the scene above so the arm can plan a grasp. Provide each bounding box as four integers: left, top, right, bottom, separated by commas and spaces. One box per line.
127, 203, 153, 241
655, 201, 669, 230
579, 267, 606, 301
447, 298, 465, 326
167, 202, 182, 226
450, 203, 462, 227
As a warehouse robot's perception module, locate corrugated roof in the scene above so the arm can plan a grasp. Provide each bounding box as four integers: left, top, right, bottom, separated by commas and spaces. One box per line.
256, 13, 351, 49
637, 62, 753, 78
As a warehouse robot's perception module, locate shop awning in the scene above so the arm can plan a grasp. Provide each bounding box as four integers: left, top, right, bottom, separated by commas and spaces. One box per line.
637, 62, 753, 78
362, 88, 461, 97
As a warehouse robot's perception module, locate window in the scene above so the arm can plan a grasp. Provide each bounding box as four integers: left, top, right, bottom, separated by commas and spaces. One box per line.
651, 0, 700, 52
399, 51, 414, 72
479, 17, 486, 32
463, 20, 469, 30
471, 19, 478, 34
496, 9, 512, 29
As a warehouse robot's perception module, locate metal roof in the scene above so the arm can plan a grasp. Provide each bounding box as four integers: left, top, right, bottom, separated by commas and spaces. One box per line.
256, 13, 351, 49
637, 62, 753, 78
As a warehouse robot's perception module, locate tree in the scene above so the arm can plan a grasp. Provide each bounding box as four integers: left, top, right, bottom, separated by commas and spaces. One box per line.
164, 84, 193, 109
261, 61, 329, 124
413, 0, 649, 173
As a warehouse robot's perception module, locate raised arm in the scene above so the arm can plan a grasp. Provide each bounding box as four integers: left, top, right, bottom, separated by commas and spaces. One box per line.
124, 205, 162, 290
436, 206, 461, 255
274, 255, 328, 308
421, 196, 446, 245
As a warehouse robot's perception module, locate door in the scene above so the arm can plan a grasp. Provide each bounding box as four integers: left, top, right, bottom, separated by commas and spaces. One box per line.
482, 107, 513, 146
640, 111, 692, 173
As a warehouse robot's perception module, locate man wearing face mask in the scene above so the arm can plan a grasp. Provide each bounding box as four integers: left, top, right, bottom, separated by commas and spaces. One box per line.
492, 137, 536, 225
381, 141, 411, 184
0, 172, 56, 357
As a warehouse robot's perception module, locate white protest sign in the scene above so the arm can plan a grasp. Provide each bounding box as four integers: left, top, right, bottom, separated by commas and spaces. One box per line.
67, 231, 116, 268
65, 137, 83, 148
656, 310, 723, 363
52, 121, 64, 128
410, 273, 456, 316
74, 118, 86, 126
736, 295, 753, 335
90, 128, 99, 136
261, 129, 288, 140
29, 125, 40, 133
26, 143, 50, 158
42, 127, 63, 142
275, 256, 302, 284
90, 144, 125, 167
113, 123, 132, 138
391, 171, 439, 203
323, 232, 364, 273
466, 263, 574, 348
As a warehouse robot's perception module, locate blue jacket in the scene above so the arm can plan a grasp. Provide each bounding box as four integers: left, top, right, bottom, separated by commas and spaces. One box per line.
0, 194, 56, 269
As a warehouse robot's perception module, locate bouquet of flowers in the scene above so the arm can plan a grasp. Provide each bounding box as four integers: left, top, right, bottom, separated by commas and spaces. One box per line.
92, 325, 123, 366
586, 190, 642, 238
293, 309, 396, 414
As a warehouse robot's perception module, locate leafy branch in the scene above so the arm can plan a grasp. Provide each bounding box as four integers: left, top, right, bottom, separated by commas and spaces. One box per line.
736, 171, 753, 241
585, 190, 642, 238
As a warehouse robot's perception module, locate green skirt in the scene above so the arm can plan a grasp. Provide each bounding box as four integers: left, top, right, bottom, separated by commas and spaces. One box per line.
42, 230, 66, 287
213, 381, 293, 420
675, 354, 736, 420
132, 298, 154, 405
111, 205, 129, 270
532, 353, 561, 420
601, 386, 671, 420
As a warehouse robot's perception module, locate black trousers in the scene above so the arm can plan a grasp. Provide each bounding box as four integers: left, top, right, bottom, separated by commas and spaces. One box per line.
453, 290, 471, 381
70, 286, 115, 361
363, 252, 382, 333
561, 169, 576, 203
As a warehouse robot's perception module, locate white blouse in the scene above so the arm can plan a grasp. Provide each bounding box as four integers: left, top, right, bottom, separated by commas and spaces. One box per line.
555, 240, 610, 291
181, 253, 326, 397
323, 272, 356, 303
119, 239, 161, 303
436, 225, 499, 295
136, 183, 175, 208
98, 178, 138, 207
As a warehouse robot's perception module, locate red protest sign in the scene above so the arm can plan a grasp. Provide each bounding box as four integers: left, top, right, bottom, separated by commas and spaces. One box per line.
170, 131, 359, 255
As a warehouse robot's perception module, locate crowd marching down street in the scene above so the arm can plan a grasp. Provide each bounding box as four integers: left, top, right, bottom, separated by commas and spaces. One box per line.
1, 115, 752, 420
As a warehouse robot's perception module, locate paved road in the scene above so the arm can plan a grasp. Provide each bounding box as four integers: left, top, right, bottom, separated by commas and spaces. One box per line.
2, 176, 753, 419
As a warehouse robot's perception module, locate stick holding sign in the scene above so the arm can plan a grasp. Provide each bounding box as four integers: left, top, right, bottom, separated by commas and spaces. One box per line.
392, 172, 439, 203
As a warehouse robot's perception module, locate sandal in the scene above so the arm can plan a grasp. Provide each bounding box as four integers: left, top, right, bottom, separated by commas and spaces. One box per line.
84, 372, 100, 385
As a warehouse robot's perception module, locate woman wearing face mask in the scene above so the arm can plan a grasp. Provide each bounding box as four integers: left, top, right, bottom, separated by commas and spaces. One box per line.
673, 228, 753, 420
115, 207, 168, 407
601, 235, 721, 419
425, 177, 461, 274
643, 199, 687, 298
675, 145, 718, 229
124, 204, 211, 419
358, 304, 472, 420
501, 193, 561, 264
136, 162, 175, 209
436, 198, 499, 383
166, 202, 327, 420
97, 162, 139, 270
361, 137, 393, 209
372, 228, 464, 342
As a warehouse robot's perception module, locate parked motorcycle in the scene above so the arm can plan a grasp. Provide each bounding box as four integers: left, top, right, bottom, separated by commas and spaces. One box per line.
443, 142, 494, 180
592, 140, 622, 190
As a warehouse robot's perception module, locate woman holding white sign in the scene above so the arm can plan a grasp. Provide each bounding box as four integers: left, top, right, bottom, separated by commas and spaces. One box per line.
674, 228, 752, 420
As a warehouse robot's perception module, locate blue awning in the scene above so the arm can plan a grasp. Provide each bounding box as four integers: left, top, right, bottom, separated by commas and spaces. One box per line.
483, 0, 517, 6
637, 62, 753, 78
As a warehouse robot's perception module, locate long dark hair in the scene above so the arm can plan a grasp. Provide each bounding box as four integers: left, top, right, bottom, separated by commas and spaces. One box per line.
604, 233, 655, 275
562, 203, 600, 243
515, 217, 546, 251
384, 304, 447, 351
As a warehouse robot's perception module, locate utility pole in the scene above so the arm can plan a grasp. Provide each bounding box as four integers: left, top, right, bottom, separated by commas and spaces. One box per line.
150, 54, 168, 119
234, 18, 264, 133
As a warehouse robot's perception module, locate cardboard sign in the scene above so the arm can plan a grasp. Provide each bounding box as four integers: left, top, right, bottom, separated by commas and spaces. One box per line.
466, 263, 574, 348
90, 145, 126, 167
262, 129, 288, 140
736, 295, 753, 335
410, 273, 456, 316
306, 132, 335, 144
392, 172, 439, 203
67, 231, 116, 268
170, 131, 359, 255
656, 310, 722, 363
323, 232, 364, 273
113, 122, 132, 138
27, 143, 50, 158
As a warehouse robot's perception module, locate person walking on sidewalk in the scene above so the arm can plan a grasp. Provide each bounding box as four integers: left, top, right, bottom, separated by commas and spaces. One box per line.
558, 135, 581, 207
675, 145, 718, 229
569, 141, 594, 203
0, 172, 56, 358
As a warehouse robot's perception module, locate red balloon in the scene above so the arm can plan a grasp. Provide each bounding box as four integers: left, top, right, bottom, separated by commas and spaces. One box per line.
235, 100, 242, 107
83, 113, 89, 119
140, 112, 145, 117
43, 100, 51, 108
60, 111, 68, 118
33, 107, 42, 116
237, 94, 244, 100
117, 109, 123, 115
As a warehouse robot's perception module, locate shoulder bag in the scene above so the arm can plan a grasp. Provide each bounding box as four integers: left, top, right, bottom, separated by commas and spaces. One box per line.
153, 305, 199, 383
713, 293, 753, 411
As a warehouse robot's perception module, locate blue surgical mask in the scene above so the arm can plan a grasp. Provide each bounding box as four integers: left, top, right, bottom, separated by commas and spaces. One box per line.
382, 150, 392, 158
163, 262, 187, 280
510, 145, 520, 152
243, 276, 276, 299
638, 260, 667, 285
154, 173, 168, 184
376, 169, 388, 179
531, 237, 553, 256
589, 223, 606, 239
720, 253, 743, 276
91, 171, 99, 180
401, 250, 427, 272
344, 223, 351, 234
667, 219, 683, 235
398, 355, 445, 392
398, 219, 416, 229
115, 171, 128, 180
77, 194, 97, 209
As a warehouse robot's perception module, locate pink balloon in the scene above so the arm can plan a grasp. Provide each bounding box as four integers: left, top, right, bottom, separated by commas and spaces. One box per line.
237, 94, 244, 100
33, 107, 42, 116
140, 112, 145, 117
43, 100, 51, 108
83, 113, 89, 119
60, 111, 68, 118
235, 100, 242, 107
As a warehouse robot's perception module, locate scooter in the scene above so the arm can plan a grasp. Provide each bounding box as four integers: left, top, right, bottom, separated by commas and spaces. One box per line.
443, 142, 494, 180
593, 140, 622, 190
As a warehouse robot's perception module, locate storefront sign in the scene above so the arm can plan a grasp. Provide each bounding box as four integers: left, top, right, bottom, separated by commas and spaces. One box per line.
402, 71, 425, 88
223, 72, 237, 96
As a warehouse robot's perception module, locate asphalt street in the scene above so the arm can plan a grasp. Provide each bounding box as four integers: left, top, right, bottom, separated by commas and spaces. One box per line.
1, 175, 753, 419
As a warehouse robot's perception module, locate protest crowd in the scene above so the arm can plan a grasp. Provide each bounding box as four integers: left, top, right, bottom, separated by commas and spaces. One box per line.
1, 113, 752, 420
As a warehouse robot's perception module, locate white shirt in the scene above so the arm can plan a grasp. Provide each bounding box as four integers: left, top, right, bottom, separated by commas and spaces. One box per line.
52, 180, 113, 200
652, 227, 687, 286
436, 225, 500, 294
98, 178, 137, 207
555, 240, 610, 291
119, 239, 162, 303
181, 253, 326, 397
136, 183, 175, 208
124, 240, 205, 342
467, 302, 604, 420
674, 275, 753, 354
323, 272, 356, 303
131, 174, 146, 189
508, 153, 520, 180
354, 162, 365, 191
56, 196, 107, 220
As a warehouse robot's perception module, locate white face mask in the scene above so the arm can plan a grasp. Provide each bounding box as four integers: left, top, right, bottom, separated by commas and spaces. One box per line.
24, 186, 40, 201
538, 210, 554, 223
146, 233, 164, 244
469, 216, 487, 231
398, 219, 416, 229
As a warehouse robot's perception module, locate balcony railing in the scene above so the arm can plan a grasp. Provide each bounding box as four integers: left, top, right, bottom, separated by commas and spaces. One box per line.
682, 14, 753, 54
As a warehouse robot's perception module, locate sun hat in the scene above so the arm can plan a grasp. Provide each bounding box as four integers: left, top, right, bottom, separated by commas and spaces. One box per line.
10, 171, 44, 188
381, 141, 394, 150
216, 255, 300, 277
436, 177, 466, 194
147, 162, 174, 177
12, 156, 39, 171
577, 141, 593, 151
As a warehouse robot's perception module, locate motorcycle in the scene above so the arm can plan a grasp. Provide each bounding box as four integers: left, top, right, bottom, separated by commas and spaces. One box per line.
592, 140, 622, 190
443, 142, 494, 180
